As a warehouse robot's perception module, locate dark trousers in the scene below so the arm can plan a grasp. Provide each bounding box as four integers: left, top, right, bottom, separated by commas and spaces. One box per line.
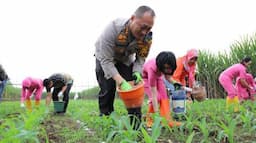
0, 80, 7, 101
52, 83, 73, 113
96, 59, 142, 129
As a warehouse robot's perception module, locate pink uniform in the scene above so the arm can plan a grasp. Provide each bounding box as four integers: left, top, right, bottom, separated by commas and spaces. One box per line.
142, 58, 168, 102
21, 77, 44, 102
218, 63, 247, 98
236, 73, 255, 101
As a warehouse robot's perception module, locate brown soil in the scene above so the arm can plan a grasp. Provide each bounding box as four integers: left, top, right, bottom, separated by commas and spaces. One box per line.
38, 113, 93, 143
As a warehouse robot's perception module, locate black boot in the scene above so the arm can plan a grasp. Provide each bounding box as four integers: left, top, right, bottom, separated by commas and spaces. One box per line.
127, 107, 142, 130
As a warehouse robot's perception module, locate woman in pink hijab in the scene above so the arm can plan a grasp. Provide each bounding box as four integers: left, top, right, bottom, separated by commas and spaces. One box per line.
21, 77, 44, 111
171, 49, 198, 88
236, 73, 255, 101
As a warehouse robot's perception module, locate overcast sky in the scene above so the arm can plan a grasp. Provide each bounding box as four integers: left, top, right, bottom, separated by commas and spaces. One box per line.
1, 0, 256, 91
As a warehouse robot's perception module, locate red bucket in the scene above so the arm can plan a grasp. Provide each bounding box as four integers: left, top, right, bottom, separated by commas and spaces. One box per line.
117, 81, 145, 108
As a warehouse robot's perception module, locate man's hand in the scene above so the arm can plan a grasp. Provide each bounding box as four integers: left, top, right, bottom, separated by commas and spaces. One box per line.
58, 92, 63, 98
120, 80, 132, 91
20, 103, 25, 108
132, 72, 142, 84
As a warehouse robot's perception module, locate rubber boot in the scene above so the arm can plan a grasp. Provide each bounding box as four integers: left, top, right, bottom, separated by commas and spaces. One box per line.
146, 104, 154, 128
160, 99, 181, 127
128, 107, 142, 130
35, 100, 40, 109
226, 96, 239, 112
233, 96, 239, 112
25, 99, 32, 112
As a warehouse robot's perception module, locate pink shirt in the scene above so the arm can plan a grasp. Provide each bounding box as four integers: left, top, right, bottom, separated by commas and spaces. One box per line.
236, 73, 256, 100
220, 63, 247, 80
142, 58, 168, 101
21, 77, 43, 102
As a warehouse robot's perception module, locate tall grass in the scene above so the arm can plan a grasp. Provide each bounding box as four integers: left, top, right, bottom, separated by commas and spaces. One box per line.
197, 33, 256, 98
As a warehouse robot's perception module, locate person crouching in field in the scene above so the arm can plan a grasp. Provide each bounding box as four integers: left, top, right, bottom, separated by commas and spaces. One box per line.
20, 77, 44, 111
0, 64, 9, 101
143, 51, 181, 127
43, 73, 73, 113
218, 57, 252, 112
236, 73, 256, 102
94, 5, 155, 130
164, 49, 198, 99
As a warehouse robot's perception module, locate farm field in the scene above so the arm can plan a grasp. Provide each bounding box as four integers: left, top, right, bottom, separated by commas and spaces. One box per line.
2, 2, 256, 143
0, 98, 256, 143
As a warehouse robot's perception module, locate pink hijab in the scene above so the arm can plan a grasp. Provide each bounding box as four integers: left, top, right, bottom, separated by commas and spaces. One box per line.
183, 49, 198, 87
22, 78, 32, 88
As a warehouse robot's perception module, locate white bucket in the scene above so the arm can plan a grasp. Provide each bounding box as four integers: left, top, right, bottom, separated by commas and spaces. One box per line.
171, 90, 186, 114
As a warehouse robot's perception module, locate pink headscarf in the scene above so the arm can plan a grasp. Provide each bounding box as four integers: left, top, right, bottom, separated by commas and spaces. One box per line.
183, 49, 198, 86
22, 77, 32, 88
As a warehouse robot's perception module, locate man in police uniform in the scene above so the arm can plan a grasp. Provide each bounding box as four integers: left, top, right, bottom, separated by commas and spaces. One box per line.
94, 5, 155, 129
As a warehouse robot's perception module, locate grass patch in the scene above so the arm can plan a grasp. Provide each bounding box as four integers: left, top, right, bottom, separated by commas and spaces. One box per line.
0, 99, 256, 142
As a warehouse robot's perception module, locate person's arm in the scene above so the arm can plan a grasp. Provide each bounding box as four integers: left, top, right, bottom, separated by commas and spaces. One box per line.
239, 67, 252, 90
45, 87, 52, 106
56, 79, 68, 97
240, 78, 253, 90
188, 66, 196, 88
20, 87, 26, 105
45, 92, 52, 106
113, 74, 125, 87
60, 85, 67, 94
164, 75, 180, 84
133, 54, 146, 73
35, 86, 43, 100
95, 20, 121, 80
147, 66, 159, 112
172, 58, 184, 84
151, 86, 159, 112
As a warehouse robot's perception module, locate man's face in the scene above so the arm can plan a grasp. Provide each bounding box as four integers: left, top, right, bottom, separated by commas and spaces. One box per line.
129, 11, 154, 40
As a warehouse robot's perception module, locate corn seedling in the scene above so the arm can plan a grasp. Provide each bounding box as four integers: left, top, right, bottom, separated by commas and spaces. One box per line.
140, 115, 162, 143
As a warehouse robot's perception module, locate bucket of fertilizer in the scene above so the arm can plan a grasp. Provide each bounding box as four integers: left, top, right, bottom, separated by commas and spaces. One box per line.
117, 81, 144, 108
53, 101, 65, 112
171, 90, 186, 114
